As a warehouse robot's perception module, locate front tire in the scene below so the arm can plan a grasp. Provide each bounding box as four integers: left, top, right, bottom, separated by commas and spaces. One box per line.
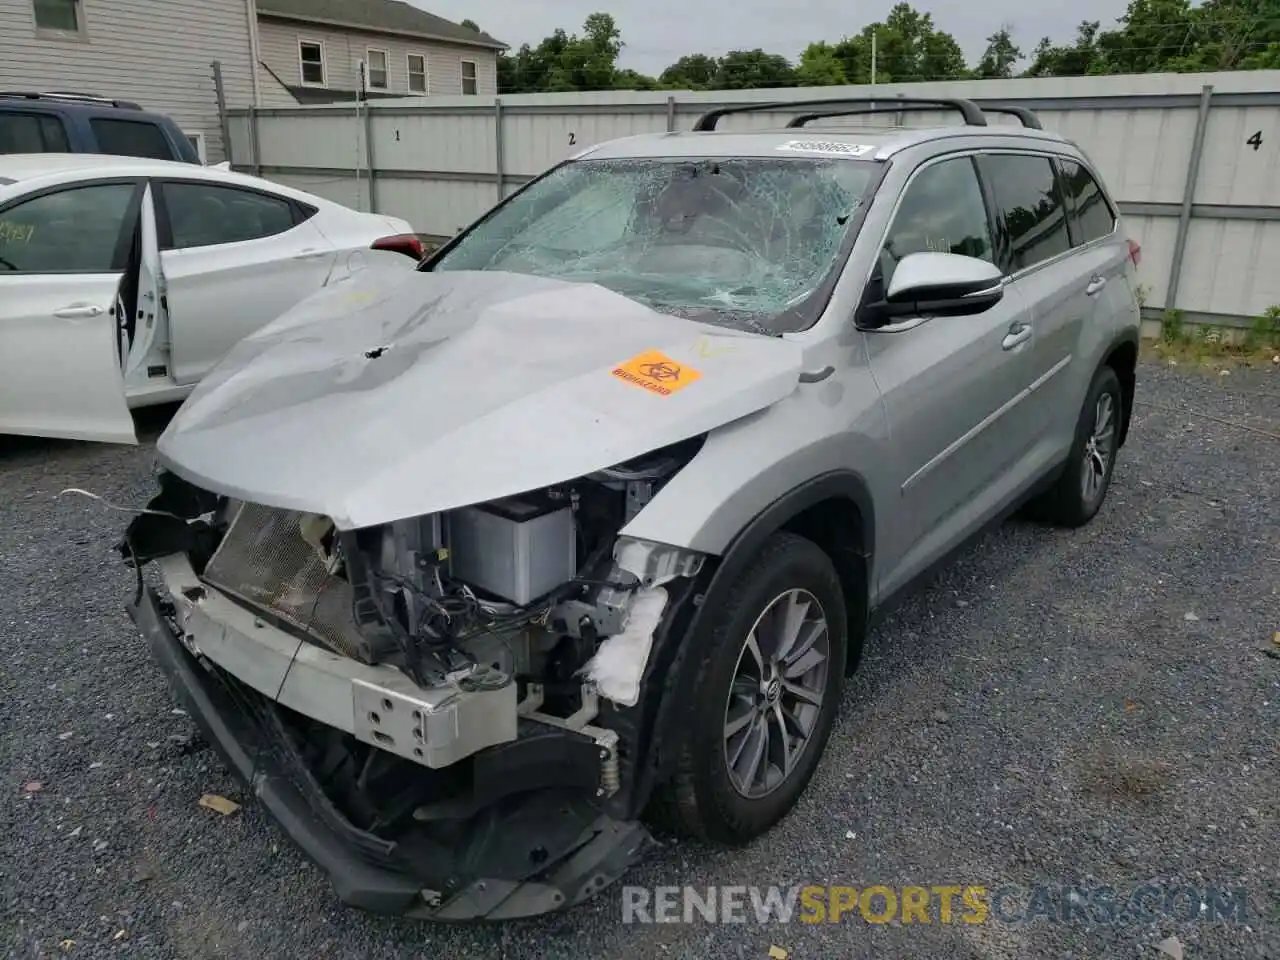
653, 532, 848, 845
1030, 365, 1123, 527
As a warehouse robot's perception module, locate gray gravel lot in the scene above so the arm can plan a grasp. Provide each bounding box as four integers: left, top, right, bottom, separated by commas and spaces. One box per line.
2, 359, 1277, 960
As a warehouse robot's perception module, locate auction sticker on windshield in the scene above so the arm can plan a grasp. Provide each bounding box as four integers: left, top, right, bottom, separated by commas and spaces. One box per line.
612, 350, 702, 397
776, 140, 874, 156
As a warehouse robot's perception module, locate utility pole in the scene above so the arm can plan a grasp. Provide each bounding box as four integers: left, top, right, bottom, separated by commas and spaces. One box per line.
870, 29, 878, 88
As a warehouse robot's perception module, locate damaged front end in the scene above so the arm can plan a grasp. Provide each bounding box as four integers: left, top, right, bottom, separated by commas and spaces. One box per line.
122, 440, 714, 920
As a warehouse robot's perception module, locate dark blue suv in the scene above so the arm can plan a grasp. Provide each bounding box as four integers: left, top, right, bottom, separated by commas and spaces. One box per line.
0, 91, 201, 163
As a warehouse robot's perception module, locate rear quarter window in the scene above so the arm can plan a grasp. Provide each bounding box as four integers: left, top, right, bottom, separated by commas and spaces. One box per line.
0, 111, 71, 153
161, 181, 298, 249
90, 118, 175, 160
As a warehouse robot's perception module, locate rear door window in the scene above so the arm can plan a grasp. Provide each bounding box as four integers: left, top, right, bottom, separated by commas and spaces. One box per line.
0, 111, 71, 153
982, 154, 1072, 273
160, 181, 297, 249
90, 118, 175, 160
0, 182, 137, 272
1057, 160, 1117, 246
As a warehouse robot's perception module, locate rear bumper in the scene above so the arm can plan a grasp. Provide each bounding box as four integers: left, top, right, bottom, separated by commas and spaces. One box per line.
128, 586, 653, 920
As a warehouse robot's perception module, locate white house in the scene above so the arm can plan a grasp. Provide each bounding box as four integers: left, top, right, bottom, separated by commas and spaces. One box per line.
0, 0, 504, 161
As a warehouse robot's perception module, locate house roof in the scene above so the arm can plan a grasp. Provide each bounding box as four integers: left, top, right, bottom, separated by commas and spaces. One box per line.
256, 0, 505, 49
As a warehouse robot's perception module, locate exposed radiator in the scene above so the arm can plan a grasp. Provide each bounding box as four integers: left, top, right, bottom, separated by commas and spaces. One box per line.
202, 502, 366, 660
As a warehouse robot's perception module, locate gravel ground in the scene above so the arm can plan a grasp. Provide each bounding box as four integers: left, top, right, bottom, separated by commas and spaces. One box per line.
2, 359, 1277, 960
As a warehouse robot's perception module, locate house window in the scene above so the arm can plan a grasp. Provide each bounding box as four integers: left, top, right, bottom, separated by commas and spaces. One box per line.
366, 48, 389, 90
32, 0, 81, 32
461, 59, 478, 95
185, 132, 207, 163
299, 40, 325, 86
407, 53, 427, 94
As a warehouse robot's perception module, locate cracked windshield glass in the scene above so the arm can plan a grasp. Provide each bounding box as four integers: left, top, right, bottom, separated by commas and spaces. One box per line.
431, 156, 875, 333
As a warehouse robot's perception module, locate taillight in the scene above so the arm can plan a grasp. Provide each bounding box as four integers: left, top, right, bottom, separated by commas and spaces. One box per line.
372, 233, 426, 261
1127, 238, 1142, 267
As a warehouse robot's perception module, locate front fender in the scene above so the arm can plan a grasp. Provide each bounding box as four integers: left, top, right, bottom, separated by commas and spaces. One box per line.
619, 370, 890, 558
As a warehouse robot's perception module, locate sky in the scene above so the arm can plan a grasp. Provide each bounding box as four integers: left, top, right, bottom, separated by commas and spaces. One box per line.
415, 0, 1130, 76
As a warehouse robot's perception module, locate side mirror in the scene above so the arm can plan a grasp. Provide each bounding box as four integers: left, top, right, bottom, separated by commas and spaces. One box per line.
865, 252, 1005, 326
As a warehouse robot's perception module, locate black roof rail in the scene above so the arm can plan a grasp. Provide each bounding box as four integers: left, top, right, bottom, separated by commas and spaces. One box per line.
0, 90, 143, 110
692, 96, 988, 132
787, 104, 958, 127
787, 101, 1045, 131
978, 103, 1043, 129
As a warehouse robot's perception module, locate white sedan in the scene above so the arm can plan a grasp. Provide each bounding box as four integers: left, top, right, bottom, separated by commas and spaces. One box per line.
0, 154, 423, 444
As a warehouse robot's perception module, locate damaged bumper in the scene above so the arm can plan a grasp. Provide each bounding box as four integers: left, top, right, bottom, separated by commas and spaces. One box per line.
129, 581, 655, 920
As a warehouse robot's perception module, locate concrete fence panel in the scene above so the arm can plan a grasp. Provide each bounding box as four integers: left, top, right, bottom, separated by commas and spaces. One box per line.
228, 70, 1280, 328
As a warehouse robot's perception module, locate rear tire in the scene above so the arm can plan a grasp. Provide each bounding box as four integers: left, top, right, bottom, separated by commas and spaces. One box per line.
1028, 365, 1123, 527
651, 532, 847, 845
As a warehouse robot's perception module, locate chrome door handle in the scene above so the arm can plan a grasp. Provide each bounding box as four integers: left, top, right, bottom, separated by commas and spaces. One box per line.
1001, 323, 1033, 350
1085, 275, 1107, 296
54, 304, 104, 319
292, 248, 328, 261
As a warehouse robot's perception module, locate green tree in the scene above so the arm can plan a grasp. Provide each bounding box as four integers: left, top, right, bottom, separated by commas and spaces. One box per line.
1023, 21, 1108, 76
659, 54, 720, 90
614, 68, 660, 90
973, 26, 1023, 78
795, 42, 848, 85
1023, 0, 1280, 77
496, 13, 653, 93
832, 3, 968, 83
713, 50, 796, 89
460, 18, 481, 32
575, 12, 623, 89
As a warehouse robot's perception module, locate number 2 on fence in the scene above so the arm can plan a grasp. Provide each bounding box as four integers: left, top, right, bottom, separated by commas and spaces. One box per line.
1246, 130, 1262, 151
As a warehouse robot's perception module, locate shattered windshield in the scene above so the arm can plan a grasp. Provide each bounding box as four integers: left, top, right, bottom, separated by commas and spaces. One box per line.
430, 156, 878, 334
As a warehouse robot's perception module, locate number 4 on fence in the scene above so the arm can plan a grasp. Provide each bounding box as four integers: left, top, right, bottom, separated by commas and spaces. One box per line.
1246, 130, 1263, 151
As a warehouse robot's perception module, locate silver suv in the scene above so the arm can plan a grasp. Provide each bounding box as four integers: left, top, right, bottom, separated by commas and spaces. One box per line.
123, 96, 1141, 921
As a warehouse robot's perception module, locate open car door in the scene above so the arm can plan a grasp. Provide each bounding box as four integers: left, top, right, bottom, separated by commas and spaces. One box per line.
0, 179, 141, 444
121, 184, 164, 382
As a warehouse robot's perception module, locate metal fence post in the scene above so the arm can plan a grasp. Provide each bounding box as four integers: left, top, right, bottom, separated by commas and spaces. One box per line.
1165, 84, 1214, 312
211, 60, 232, 164
249, 104, 262, 176
666, 95, 676, 132
364, 103, 378, 214
494, 98, 505, 203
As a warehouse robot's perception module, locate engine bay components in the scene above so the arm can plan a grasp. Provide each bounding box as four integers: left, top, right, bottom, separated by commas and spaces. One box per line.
121, 433, 715, 921
157, 438, 711, 777
446, 492, 576, 605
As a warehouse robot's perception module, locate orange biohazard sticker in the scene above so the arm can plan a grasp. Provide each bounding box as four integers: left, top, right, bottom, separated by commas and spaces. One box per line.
611, 350, 702, 397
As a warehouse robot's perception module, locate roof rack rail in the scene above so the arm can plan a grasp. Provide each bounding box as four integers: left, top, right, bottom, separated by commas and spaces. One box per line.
692, 96, 989, 132
977, 104, 1043, 129
787, 101, 1044, 131
0, 90, 143, 110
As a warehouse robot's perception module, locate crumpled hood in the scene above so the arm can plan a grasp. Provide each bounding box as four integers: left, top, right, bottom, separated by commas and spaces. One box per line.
158, 268, 804, 530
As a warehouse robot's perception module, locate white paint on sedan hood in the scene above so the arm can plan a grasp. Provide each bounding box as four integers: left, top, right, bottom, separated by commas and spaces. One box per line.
157, 268, 804, 530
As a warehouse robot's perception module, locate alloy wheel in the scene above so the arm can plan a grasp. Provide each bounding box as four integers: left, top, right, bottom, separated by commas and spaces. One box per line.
1081, 391, 1118, 505
723, 588, 830, 799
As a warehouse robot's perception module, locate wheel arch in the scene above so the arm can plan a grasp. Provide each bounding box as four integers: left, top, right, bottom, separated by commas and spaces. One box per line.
715, 471, 873, 640
1101, 328, 1139, 448
626, 471, 875, 820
